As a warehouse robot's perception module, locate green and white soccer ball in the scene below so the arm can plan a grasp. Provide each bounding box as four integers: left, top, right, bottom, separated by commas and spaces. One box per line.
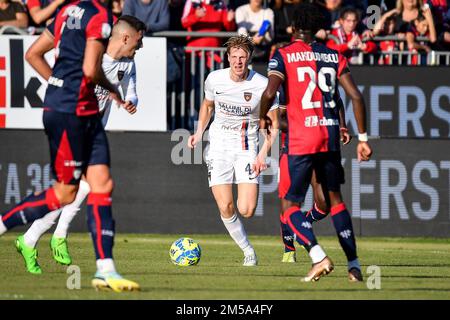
169, 237, 201, 266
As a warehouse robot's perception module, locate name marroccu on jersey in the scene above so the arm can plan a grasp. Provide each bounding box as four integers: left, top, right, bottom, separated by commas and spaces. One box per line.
95, 54, 138, 127
268, 40, 349, 156
203, 68, 278, 186
204, 68, 278, 153
45, 0, 113, 116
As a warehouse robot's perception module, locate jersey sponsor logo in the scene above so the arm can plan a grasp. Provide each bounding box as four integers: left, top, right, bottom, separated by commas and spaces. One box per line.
221, 124, 241, 131
244, 92, 252, 102
48, 76, 64, 88
304, 116, 339, 128
287, 52, 339, 64
217, 102, 251, 116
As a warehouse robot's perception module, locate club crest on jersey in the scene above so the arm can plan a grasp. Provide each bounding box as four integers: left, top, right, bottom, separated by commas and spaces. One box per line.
118, 70, 125, 81
244, 92, 252, 102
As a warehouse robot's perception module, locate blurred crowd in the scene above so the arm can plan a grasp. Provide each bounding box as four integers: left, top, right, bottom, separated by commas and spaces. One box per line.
1, 0, 449, 65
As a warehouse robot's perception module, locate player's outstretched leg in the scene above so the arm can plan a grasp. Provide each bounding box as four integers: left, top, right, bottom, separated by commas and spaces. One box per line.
284, 205, 334, 282
330, 202, 362, 282
18, 209, 61, 274
51, 179, 91, 265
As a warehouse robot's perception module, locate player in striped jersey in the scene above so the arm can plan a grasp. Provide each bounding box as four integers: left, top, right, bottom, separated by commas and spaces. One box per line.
260, 3, 372, 282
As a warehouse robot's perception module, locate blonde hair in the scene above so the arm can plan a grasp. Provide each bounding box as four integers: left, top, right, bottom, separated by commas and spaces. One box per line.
224, 34, 255, 57
396, 0, 423, 12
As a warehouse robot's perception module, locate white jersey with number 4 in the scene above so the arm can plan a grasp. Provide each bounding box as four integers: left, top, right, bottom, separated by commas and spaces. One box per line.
95, 53, 138, 127
204, 68, 278, 153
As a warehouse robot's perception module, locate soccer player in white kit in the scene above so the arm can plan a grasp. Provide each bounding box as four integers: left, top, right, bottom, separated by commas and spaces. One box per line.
188, 35, 279, 266
15, 15, 146, 273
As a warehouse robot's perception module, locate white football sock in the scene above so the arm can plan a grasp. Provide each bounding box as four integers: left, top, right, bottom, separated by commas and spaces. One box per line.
96, 258, 117, 274
221, 213, 254, 255
54, 180, 90, 239
348, 258, 361, 271
309, 245, 327, 264
23, 209, 61, 248
0, 218, 7, 236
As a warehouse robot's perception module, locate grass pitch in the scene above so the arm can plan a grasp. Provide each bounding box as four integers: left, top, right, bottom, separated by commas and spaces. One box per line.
0, 233, 449, 300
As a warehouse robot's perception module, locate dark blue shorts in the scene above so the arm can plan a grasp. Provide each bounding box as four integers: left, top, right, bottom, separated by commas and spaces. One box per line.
279, 151, 345, 203
43, 110, 110, 185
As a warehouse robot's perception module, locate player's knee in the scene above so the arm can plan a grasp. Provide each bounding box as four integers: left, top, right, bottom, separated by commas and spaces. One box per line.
90, 177, 114, 194
56, 186, 79, 205
218, 202, 234, 217
238, 203, 256, 219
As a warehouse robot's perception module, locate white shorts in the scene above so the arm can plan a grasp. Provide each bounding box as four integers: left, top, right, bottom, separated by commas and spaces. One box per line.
205, 149, 259, 187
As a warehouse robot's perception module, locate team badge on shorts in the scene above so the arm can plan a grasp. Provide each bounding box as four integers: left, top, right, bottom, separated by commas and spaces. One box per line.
244, 92, 252, 102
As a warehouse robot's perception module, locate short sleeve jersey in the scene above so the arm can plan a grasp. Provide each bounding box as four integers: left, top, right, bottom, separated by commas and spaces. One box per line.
44, 0, 113, 116
204, 68, 278, 153
268, 40, 349, 155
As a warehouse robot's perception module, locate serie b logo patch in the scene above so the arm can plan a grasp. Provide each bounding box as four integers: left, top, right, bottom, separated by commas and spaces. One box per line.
244, 92, 252, 102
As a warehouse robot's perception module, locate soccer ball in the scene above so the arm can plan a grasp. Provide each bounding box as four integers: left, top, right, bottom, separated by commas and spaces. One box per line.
169, 237, 201, 266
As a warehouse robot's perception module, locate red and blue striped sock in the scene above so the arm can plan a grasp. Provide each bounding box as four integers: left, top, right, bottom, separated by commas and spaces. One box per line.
1, 188, 60, 230
331, 203, 357, 262
280, 214, 296, 252
87, 193, 115, 260
284, 206, 318, 252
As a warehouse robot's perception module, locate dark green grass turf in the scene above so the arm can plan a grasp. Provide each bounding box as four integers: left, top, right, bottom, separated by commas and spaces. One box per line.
1, 233, 449, 300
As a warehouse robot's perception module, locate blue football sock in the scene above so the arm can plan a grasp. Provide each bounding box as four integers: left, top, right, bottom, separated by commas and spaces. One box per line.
331, 203, 358, 262
284, 206, 318, 252
1, 188, 60, 230
280, 214, 295, 252
87, 193, 115, 260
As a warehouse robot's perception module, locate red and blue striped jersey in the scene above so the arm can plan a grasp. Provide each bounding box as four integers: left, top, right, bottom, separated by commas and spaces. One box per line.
45, 0, 113, 116
268, 40, 349, 156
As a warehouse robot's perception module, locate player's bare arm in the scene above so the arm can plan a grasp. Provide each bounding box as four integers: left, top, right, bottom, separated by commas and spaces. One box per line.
260, 74, 283, 130
253, 108, 280, 176
339, 72, 372, 162
337, 97, 352, 145
25, 30, 54, 81
188, 98, 214, 149
84, 39, 124, 106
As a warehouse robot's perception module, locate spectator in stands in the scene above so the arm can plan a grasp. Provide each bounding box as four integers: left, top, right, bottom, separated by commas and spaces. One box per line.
122, 0, 170, 34
0, 0, 28, 28
26, 0, 64, 26
426, 0, 450, 49
327, 7, 377, 64
235, 0, 274, 61
112, 0, 124, 18
406, 13, 435, 63
375, 0, 435, 35
272, 0, 302, 44
317, 0, 344, 30
377, 15, 399, 64
181, 0, 235, 51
